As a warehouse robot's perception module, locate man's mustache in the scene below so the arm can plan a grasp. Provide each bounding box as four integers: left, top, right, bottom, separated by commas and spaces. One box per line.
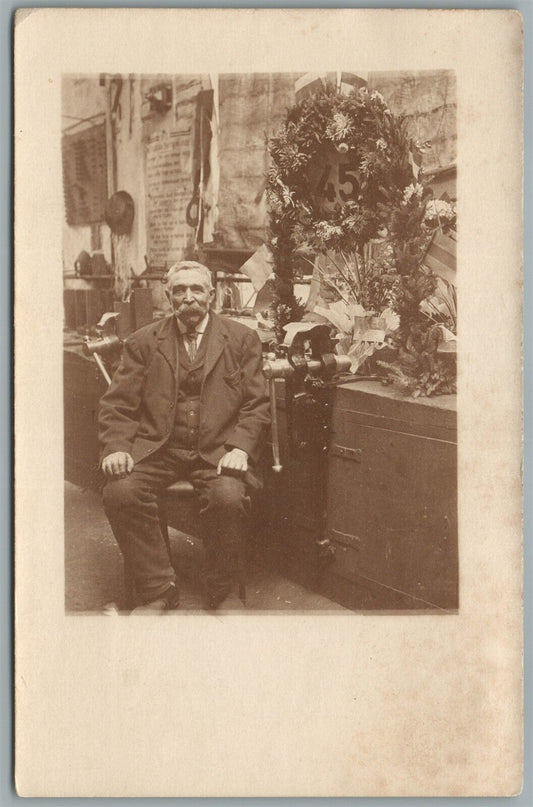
174, 301, 203, 312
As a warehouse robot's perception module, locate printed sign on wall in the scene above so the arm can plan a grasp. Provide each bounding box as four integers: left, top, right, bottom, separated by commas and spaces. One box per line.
145, 129, 193, 267
62, 123, 108, 226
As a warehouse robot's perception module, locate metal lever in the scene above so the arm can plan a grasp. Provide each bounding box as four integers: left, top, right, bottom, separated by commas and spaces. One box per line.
268, 378, 282, 473
92, 352, 112, 385
263, 358, 292, 473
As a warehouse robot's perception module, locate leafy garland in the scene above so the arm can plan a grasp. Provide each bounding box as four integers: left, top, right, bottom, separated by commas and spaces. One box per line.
266, 85, 457, 396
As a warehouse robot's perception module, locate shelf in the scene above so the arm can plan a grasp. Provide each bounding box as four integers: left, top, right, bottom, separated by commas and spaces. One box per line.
213, 271, 311, 284
63, 273, 167, 281
64, 274, 114, 280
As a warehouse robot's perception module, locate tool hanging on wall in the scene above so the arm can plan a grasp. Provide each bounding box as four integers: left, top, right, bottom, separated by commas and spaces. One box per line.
74, 250, 93, 277
104, 190, 135, 235
185, 89, 214, 244
145, 82, 172, 114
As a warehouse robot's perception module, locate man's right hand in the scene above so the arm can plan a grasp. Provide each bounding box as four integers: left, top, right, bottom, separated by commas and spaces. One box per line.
102, 452, 134, 478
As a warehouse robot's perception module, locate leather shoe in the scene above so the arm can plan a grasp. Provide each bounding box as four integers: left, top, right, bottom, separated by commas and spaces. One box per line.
201, 572, 247, 610
202, 579, 233, 611
131, 584, 179, 614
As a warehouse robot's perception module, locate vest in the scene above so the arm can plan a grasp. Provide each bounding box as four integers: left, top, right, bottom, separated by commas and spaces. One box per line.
168, 318, 211, 452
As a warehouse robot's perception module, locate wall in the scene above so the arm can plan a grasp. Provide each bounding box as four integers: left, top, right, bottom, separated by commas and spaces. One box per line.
61, 76, 111, 280
369, 70, 457, 174
216, 73, 301, 249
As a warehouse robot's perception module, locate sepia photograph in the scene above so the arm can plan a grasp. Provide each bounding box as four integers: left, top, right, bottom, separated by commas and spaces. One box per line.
63, 69, 458, 614
15, 9, 523, 797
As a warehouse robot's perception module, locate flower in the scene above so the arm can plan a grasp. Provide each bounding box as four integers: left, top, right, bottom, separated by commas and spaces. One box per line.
370, 90, 386, 104
326, 112, 353, 143
424, 199, 456, 223
275, 178, 295, 208
336, 142, 349, 154
359, 152, 384, 178
316, 221, 343, 236
402, 183, 424, 204
376, 138, 388, 151
315, 221, 344, 242
266, 190, 283, 216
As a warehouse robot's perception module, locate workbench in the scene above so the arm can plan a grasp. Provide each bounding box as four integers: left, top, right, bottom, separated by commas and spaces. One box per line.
265, 378, 458, 612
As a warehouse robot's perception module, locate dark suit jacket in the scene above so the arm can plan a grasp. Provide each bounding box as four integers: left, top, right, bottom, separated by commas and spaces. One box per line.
98, 312, 270, 479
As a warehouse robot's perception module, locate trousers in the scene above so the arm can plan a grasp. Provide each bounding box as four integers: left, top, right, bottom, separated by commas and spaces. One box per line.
102, 446, 251, 605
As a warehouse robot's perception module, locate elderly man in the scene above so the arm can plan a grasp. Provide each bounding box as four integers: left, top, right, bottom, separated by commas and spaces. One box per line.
99, 261, 270, 612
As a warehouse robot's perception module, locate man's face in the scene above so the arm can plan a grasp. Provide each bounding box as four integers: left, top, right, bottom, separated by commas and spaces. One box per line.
166, 268, 214, 329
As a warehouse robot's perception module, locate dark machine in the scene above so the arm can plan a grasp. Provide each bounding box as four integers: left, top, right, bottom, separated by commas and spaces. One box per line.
261, 326, 351, 576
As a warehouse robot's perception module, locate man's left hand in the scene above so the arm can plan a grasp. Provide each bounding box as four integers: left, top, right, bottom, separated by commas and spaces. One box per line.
217, 448, 248, 476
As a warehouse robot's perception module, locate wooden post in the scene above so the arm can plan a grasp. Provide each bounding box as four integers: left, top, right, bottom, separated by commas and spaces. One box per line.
84, 289, 103, 329
74, 289, 87, 330
63, 290, 77, 329
130, 288, 153, 331
113, 300, 132, 339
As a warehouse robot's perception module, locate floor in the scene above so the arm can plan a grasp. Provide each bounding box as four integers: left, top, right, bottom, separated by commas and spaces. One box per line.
64, 482, 346, 614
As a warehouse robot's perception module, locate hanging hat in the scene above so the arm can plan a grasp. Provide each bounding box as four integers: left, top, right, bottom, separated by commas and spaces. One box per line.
104, 191, 135, 235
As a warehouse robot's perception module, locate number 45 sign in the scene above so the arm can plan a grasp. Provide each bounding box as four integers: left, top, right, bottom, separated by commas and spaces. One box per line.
315, 157, 360, 210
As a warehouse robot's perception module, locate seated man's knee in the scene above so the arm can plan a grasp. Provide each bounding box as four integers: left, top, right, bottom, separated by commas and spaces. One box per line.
102, 476, 139, 512
207, 476, 249, 515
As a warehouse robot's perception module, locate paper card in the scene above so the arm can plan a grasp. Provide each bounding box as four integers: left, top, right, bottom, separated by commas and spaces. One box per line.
15, 8, 523, 797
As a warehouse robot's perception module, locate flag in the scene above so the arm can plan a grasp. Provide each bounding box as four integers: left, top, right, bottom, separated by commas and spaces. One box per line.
422, 230, 456, 285
408, 139, 433, 180
339, 72, 368, 96
253, 277, 276, 315
239, 244, 274, 291
294, 72, 336, 103
295, 72, 367, 104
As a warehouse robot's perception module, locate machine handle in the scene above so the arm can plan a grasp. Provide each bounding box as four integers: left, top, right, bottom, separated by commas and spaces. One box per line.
268, 377, 283, 473
93, 351, 112, 385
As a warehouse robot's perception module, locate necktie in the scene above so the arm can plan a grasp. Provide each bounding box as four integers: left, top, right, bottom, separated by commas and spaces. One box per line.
185, 331, 197, 362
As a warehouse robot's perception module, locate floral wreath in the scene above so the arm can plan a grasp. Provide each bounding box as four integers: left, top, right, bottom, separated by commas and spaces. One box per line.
267, 86, 414, 256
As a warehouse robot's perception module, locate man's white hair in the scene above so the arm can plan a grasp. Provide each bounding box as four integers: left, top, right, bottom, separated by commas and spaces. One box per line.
164, 261, 213, 290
